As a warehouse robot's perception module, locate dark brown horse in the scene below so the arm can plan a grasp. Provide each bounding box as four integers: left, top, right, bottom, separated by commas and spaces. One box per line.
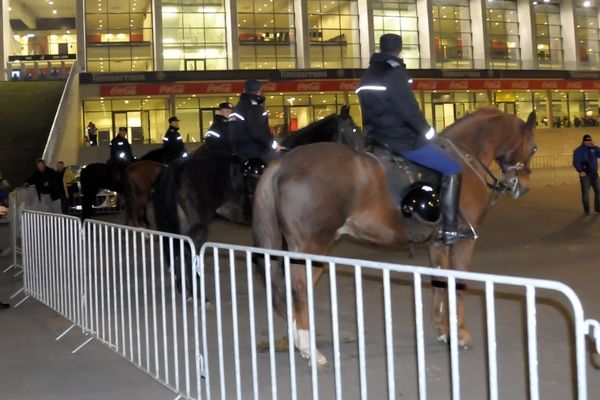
252, 108, 537, 366
122, 160, 166, 228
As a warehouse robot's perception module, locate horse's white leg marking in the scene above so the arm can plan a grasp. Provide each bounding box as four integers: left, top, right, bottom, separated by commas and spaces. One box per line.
293, 318, 328, 366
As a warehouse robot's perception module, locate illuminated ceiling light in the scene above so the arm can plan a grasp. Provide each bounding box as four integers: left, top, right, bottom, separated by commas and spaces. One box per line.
584, 0, 591, 6
52, 9, 57, 14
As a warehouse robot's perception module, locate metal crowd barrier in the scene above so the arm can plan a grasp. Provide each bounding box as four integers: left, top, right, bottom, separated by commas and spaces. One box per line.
14, 211, 600, 399
197, 243, 600, 400
18, 210, 201, 400
3, 186, 47, 275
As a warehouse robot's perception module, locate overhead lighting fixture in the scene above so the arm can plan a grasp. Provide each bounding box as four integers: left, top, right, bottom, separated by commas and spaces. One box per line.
52, 9, 57, 14
583, 0, 591, 7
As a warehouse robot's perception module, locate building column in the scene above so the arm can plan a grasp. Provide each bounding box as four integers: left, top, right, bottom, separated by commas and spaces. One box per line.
416, 0, 435, 69
470, 0, 488, 69
152, 0, 164, 71
225, 0, 239, 69
293, 0, 309, 68
560, 0, 577, 69
357, 0, 373, 68
76, 0, 86, 70
517, 0, 537, 69
0, 0, 11, 80
545, 89, 553, 128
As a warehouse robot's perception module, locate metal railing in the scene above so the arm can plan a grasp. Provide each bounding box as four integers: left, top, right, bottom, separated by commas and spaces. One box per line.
13, 211, 600, 399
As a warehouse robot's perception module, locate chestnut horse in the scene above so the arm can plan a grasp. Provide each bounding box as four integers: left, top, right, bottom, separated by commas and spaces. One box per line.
252, 108, 537, 366
122, 160, 166, 228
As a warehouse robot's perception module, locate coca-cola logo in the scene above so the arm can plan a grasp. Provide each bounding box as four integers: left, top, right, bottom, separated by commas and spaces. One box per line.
414, 81, 437, 90
483, 81, 502, 89
261, 82, 277, 92
297, 82, 321, 91
511, 81, 529, 89
158, 84, 185, 94
449, 81, 469, 90
540, 81, 558, 89
110, 85, 137, 96
338, 81, 358, 91
206, 83, 233, 93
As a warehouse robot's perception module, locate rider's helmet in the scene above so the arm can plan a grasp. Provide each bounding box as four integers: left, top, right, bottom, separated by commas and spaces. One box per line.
401, 182, 441, 223
242, 158, 266, 178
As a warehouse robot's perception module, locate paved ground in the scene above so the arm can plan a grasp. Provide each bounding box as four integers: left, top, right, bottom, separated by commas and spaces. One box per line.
1, 177, 600, 399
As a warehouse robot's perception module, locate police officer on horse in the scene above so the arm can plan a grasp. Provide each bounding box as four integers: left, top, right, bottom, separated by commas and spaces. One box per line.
204, 101, 234, 153
229, 79, 279, 162
163, 115, 187, 163
109, 126, 135, 187
357, 34, 475, 244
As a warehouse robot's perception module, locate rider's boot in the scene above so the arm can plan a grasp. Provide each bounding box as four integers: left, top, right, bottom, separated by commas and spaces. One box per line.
441, 173, 476, 245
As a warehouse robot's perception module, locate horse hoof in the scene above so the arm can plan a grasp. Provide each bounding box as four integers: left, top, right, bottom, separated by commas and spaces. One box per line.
300, 350, 328, 367
204, 301, 214, 311
437, 333, 449, 343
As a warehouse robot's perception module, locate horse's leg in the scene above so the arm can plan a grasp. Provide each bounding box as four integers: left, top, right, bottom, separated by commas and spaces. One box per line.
448, 240, 477, 347
285, 241, 332, 367
428, 242, 451, 341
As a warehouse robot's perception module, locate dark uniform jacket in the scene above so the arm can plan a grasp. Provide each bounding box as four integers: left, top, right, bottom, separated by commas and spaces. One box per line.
162, 127, 186, 161
573, 144, 600, 175
27, 167, 61, 201
357, 53, 432, 153
229, 93, 276, 160
204, 114, 233, 153
110, 135, 134, 163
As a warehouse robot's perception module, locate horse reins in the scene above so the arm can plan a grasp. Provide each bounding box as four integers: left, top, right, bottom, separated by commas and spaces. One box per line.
440, 137, 512, 193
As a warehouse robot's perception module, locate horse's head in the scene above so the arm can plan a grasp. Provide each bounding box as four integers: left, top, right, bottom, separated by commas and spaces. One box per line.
496, 110, 537, 199
335, 105, 363, 150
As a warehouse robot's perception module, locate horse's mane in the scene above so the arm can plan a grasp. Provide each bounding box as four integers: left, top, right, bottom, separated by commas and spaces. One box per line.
442, 107, 507, 138
280, 114, 339, 148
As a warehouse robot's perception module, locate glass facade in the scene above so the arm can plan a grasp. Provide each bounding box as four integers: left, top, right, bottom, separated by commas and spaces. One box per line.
238, 0, 296, 69
307, 0, 361, 68
576, 6, 600, 66
372, 0, 419, 68
162, 1, 228, 71
432, 0, 473, 69
486, 0, 520, 69
85, 0, 154, 72
83, 97, 169, 144
534, 3, 563, 68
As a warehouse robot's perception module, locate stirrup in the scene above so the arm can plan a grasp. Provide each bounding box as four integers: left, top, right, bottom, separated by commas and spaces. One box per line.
441, 228, 477, 245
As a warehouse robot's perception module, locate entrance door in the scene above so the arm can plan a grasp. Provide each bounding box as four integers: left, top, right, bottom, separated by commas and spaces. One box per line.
112, 111, 148, 143
199, 108, 217, 141
497, 102, 516, 115
286, 106, 312, 132
433, 103, 456, 131
185, 59, 206, 71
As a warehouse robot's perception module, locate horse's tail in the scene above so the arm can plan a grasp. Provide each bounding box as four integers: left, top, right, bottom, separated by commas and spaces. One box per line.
153, 165, 179, 234
252, 161, 287, 316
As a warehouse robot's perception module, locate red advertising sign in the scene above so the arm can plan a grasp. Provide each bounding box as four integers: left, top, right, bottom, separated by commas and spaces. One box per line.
99, 78, 600, 97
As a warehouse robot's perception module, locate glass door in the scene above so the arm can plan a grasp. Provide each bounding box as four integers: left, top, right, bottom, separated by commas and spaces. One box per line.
112, 111, 143, 142
185, 59, 206, 71
199, 108, 217, 141
433, 103, 456, 131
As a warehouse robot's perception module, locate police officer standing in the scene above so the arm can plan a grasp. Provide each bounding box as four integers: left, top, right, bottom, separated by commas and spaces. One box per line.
163, 116, 187, 163
356, 34, 474, 244
229, 79, 279, 162
204, 102, 234, 153
573, 133, 600, 214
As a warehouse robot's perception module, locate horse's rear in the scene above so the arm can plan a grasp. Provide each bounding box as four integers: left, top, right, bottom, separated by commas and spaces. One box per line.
252, 142, 407, 365
79, 163, 110, 220
122, 160, 166, 228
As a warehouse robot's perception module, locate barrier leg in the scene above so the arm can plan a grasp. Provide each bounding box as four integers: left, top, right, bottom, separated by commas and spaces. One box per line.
72, 337, 94, 354
56, 324, 76, 341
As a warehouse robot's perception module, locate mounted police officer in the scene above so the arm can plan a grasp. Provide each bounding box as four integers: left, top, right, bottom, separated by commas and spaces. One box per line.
204, 101, 234, 154
109, 127, 135, 185
163, 116, 187, 163
110, 127, 134, 164
229, 79, 279, 162
356, 33, 474, 244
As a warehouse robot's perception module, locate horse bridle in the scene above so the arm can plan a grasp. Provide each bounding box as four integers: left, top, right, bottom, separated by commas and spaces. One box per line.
442, 137, 534, 194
